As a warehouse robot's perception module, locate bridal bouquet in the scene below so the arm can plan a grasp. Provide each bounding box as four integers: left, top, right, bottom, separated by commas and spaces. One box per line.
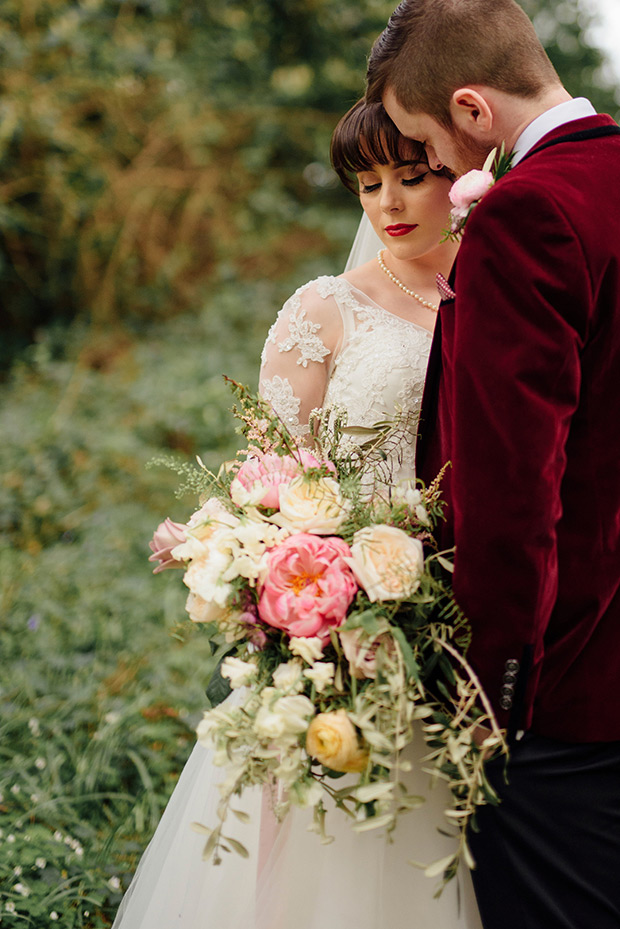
149, 380, 506, 886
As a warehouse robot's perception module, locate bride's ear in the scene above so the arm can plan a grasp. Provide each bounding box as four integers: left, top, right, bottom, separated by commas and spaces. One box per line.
449, 88, 494, 135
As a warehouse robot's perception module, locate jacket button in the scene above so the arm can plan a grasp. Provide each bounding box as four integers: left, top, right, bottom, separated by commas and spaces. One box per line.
500, 684, 515, 697
505, 659, 520, 673
500, 696, 513, 710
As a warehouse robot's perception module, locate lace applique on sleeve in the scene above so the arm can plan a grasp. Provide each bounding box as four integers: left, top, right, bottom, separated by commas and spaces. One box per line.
259, 375, 309, 437
258, 278, 343, 437
277, 306, 331, 367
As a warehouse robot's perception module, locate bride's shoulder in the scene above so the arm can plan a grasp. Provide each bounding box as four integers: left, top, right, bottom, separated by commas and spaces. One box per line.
289, 275, 353, 303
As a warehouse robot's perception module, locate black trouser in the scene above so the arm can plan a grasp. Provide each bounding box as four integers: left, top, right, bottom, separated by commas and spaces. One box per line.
469, 732, 620, 929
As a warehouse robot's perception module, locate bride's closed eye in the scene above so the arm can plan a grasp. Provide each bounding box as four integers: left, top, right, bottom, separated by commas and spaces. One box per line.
360, 173, 428, 194
402, 173, 427, 187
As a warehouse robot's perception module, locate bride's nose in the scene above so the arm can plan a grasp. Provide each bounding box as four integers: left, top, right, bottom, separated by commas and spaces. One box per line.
380, 182, 404, 213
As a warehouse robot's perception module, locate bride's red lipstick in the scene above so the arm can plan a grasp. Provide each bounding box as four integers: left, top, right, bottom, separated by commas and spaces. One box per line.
385, 224, 418, 237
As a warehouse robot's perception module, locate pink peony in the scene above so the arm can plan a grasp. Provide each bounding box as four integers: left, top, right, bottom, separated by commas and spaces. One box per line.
230, 450, 327, 509
149, 518, 187, 573
449, 169, 494, 211
258, 533, 358, 641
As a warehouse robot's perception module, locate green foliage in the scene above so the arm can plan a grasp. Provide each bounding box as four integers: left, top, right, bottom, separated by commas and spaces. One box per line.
0, 279, 280, 926
3, 0, 616, 368
0, 0, 392, 366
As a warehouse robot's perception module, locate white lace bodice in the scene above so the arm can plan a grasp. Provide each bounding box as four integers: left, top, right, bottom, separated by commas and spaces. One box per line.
259, 276, 432, 483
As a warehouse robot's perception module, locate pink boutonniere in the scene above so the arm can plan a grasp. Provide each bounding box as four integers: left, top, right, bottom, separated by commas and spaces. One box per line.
444, 143, 514, 241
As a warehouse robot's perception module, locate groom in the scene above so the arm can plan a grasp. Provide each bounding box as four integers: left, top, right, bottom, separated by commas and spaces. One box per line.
366, 1, 620, 926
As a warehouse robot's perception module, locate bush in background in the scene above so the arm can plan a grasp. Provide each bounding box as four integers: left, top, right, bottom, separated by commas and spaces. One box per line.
1, 0, 618, 367
0, 275, 282, 925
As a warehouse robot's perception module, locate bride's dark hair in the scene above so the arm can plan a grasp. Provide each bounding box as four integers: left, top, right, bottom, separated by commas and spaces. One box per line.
330, 99, 453, 195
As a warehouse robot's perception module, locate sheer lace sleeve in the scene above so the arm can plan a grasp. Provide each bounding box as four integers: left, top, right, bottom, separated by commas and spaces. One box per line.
259, 278, 344, 438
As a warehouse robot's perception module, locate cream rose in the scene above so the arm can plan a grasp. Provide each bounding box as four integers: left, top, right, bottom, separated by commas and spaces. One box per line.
347, 525, 424, 602
270, 476, 350, 535
339, 627, 393, 680
306, 710, 369, 773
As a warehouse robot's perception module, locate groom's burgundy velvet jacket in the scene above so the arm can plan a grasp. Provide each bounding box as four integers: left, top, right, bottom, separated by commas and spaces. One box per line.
417, 114, 620, 741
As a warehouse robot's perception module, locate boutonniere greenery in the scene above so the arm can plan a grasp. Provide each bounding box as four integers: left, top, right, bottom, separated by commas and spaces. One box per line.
443, 143, 514, 241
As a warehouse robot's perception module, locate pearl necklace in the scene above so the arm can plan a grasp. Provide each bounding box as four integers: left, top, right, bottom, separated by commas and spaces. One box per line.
376, 250, 439, 311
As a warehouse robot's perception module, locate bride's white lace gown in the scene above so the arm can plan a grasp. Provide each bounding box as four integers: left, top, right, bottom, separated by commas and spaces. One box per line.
112, 276, 482, 929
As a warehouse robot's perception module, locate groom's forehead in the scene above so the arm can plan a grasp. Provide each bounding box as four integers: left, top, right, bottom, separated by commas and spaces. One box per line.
382, 88, 437, 138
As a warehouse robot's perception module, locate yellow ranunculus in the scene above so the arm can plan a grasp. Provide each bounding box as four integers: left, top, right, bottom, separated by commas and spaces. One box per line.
305, 710, 368, 773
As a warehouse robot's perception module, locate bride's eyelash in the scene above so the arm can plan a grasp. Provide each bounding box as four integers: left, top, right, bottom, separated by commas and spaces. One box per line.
361, 173, 427, 194
402, 173, 427, 186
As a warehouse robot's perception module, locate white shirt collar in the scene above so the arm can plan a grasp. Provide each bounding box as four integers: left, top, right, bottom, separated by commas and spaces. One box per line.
511, 97, 597, 165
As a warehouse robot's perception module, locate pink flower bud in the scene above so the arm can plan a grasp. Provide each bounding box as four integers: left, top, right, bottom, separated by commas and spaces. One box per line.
449, 170, 494, 211
148, 518, 187, 573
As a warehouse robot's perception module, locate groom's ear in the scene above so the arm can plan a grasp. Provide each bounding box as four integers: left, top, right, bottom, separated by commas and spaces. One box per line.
449, 88, 494, 135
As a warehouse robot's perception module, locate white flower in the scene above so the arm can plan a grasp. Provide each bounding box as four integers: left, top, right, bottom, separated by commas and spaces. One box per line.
220, 656, 258, 690
182, 544, 234, 606
28, 718, 40, 736
34, 757, 46, 770
392, 481, 422, 507
289, 636, 324, 664
273, 695, 315, 735
347, 525, 424, 602
254, 695, 314, 741
53, 831, 63, 842
272, 660, 305, 693
185, 591, 227, 625
186, 497, 234, 531
108, 876, 121, 891
7, 834, 16, 843
392, 482, 431, 525
292, 779, 323, 808
254, 707, 287, 740
14, 883, 30, 897
35, 858, 46, 869
273, 748, 304, 783
304, 662, 335, 693
13, 866, 22, 876
50, 913, 59, 921
6, 902, 16, 913
10, 784, 20, 794
195, 713, 219, 749
270, 476, 350, 534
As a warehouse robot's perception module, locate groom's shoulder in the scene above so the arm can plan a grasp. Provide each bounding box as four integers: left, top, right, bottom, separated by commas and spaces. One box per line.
508, 114, 620, 190
473, 116, 620, 228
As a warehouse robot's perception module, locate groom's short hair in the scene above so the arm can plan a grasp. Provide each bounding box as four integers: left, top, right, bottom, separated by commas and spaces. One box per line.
366, 0, 560, 127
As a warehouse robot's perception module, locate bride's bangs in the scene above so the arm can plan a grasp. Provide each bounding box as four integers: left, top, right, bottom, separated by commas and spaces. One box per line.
331, 100, 426, 194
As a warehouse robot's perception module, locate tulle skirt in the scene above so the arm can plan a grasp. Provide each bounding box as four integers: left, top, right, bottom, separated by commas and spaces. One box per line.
112, 725, 483, 929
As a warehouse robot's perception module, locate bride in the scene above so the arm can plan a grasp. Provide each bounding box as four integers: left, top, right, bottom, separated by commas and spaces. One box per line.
113, 99, 482, 929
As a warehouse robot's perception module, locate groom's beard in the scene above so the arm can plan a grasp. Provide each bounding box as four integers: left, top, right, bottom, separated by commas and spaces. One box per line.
450, 127, 496, 177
